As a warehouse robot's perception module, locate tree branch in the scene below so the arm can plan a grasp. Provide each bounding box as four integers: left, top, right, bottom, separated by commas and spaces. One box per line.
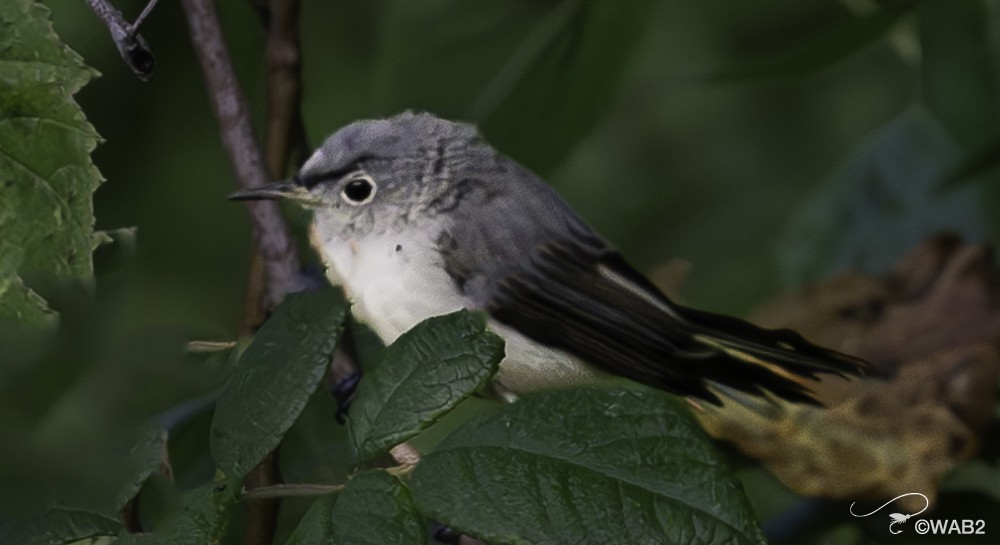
242, 450, 282, 545
233, 1, 308, 543
84, 0, 155, 80
180, 0, 306, 310
260, 0, 308, 176
240, 0, 309, 333
130, 0, 160, 37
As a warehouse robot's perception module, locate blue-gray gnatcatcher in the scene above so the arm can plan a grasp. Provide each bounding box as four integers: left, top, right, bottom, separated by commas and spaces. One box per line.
231, 112, 868, 403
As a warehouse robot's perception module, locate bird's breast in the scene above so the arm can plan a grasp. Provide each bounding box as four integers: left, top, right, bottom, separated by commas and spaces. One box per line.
311, 227, 604, 396
316, 229, 467, 343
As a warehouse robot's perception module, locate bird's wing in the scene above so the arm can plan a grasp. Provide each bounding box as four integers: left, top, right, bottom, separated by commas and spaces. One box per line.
436, 168, 867, 404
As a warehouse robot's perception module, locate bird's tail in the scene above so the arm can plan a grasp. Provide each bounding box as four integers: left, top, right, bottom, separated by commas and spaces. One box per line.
668, 304, 871, 405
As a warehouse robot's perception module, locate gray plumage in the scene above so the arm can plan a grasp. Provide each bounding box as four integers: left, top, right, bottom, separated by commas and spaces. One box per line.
232, 112, 869, 404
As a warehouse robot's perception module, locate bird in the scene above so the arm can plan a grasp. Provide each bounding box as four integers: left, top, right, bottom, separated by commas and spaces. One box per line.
230, 111, 869, 405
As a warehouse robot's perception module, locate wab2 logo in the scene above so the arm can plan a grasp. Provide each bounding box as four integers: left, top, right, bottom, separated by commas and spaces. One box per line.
913, 518, 987, 535
849, 492, 987, 536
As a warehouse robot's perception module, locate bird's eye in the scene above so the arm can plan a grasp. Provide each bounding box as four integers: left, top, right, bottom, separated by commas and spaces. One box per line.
341, 176, 376, 205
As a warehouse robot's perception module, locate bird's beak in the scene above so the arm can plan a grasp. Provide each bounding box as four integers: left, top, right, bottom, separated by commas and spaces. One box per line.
228, 180, 319, 205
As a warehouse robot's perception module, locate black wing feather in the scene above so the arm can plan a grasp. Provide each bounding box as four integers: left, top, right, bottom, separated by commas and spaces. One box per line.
486, 237, 867, 404
436, 167, 869, 404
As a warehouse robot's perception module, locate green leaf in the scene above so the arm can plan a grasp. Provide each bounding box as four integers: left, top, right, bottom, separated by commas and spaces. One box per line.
408, 386, 765, 545
286, 471, 427, 545
349, 310, 503, 462
0, 244, 50, 325
112, 479, 240, 545
211, 286, 350, 479
348, 315, 387, 370
0, 507, 121, 545
374, 0, 653, 174
777, 106, 987, 286
284, 493, 338, 545
0, 0, 102, 325
919, 0, 1000, 153
116, 425, 170, 511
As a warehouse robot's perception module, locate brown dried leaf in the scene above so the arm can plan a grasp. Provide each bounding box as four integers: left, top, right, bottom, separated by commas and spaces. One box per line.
696, 234, 1000, 509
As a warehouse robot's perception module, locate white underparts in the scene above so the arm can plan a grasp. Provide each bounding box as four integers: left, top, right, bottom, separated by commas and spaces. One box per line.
311, 224, 603, 394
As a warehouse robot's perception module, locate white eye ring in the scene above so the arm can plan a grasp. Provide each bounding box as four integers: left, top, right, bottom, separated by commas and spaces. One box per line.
340, 174, 377, 205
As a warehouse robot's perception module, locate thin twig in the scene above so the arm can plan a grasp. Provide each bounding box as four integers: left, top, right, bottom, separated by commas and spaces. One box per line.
242, 483, 344, 501
186, 340, 238, 353
129, 0, 161, 38
180, 0, 306, 310
84, 0, 155, 80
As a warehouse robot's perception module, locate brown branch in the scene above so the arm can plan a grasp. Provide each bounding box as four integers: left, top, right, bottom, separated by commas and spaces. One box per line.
261, 0, 307, 176
239, 0, 309, 333
240, 251, 269, 333
180, 0, 306, 311
234, 2, 308, 544
242, 450, 282, 545
84, 0, 155, 80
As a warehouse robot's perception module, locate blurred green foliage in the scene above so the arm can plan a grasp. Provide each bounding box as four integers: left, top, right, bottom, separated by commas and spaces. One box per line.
0, 0, 101, 324
3, 0, 1000, 543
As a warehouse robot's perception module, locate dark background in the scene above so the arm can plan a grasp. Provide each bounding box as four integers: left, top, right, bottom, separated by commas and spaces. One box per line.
4, 0, 999, 543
